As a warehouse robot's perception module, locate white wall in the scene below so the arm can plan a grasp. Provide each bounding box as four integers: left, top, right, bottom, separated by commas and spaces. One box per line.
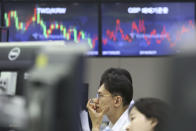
85, 57, 171, 102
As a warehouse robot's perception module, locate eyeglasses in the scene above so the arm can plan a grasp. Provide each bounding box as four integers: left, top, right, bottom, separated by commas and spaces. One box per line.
96, 93, 112, 99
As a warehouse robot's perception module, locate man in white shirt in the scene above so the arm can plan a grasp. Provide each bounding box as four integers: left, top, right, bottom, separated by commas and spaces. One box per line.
104, 100, 134, 131
87, 68, 133, 131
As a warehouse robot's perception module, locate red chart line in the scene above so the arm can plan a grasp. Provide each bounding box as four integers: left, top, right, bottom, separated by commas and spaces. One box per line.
103, 19, 194, 47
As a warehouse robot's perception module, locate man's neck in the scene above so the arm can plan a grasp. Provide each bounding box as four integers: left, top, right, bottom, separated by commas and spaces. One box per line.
107, 105, 128, 125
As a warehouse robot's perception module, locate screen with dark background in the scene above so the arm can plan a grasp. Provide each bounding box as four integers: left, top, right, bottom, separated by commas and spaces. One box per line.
4, 2, 98, 55
102, 2, 195, 56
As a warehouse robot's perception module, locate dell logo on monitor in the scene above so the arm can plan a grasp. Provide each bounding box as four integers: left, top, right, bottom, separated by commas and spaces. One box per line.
8, 47, 21, 61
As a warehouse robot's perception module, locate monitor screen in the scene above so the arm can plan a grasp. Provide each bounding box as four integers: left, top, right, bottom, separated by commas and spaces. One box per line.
4, 2, 98, 55
102, 2, 195, 56
0, 27, 9, 42
0, 3, 1, 26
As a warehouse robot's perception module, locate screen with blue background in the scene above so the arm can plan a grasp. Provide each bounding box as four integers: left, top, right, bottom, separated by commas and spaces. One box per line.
102, 2, 195, 56
4, 2, 98, 55
0, 3, 1, 26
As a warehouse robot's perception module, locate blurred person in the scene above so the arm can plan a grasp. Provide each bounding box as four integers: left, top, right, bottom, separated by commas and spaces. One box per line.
87, 67, 133, 131
126, 98, 170, 131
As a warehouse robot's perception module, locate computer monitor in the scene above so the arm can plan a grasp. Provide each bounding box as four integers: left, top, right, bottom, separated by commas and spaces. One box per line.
0, 27, 9, 42
25, 45, 88, 131
81, 83, 89, 110
0, 44, 88, 131
101, 2, 195, 56
0, 2, 1, 26
4, 2, 98, 55
0, 41, 65, 96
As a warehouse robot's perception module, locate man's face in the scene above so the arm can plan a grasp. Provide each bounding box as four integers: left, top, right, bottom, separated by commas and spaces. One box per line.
96, 84, 114, 115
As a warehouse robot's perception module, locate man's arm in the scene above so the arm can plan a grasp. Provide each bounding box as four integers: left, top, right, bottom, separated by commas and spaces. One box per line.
86, 99, 109, 131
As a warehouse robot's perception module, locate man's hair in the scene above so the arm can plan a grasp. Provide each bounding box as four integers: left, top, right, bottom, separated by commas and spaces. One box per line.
99, 68, 133, 106
130, 98, 170, 131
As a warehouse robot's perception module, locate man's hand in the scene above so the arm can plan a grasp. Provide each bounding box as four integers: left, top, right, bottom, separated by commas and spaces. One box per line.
86, 99, 109, 129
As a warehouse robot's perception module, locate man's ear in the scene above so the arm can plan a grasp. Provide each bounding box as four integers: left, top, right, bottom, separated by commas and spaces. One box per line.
113, 96, 123, 107
150, 118, 158, 128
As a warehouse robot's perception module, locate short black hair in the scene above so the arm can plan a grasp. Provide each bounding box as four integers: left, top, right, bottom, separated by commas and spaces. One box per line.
129, 98, 170, 131
99, 68, 133, 106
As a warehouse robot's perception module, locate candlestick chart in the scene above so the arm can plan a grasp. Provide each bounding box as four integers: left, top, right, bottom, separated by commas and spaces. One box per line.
4, 3, 99, 55
102, 3, 195, 56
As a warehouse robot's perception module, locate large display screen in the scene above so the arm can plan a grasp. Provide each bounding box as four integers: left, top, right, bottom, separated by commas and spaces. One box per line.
102, 2, 195, 56
0, 3, 1, 26
4, 2, 99, 55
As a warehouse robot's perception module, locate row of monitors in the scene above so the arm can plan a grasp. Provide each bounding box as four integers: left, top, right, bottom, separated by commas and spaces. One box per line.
0, 2, 195, 56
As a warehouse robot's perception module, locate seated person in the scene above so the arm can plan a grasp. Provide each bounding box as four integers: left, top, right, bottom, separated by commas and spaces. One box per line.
87, 67, 133, 131
87, 97, 170, 131
126, 97, 170, 131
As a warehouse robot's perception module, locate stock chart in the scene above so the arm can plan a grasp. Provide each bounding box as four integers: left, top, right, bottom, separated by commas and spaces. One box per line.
4, 2, 99, 55
102, 2, 195, 56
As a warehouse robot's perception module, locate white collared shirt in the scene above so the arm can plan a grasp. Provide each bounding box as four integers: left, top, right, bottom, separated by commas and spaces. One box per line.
103, 109, 130, 131
102, 100, 134, 131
